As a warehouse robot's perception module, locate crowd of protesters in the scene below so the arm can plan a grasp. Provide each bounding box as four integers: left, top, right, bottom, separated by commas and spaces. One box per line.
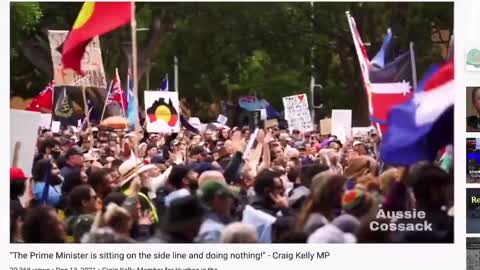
10, 122, 454, 243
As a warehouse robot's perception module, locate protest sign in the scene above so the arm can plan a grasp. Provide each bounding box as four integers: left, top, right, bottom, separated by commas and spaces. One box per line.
48, 30, 107, 88
352, 126, 375, 137
144, 91, 180, 133
239, 96, 260, 111
10, 110, 42, 175
320, 118, 332, 135
217, 114, 228, 126
331, 110, 352, 142
282, 94, 313, 131
51, 121, 61, 133
39, 113, 52, 129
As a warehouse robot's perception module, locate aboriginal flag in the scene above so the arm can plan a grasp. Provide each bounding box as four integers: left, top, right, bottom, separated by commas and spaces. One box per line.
146, 98, 179, 127
62, 2, 132, 74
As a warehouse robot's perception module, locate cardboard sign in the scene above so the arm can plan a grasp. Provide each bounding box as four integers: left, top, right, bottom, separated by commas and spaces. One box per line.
10, 110, 42, 175
282, 94, 312, 131
48, 30, 107, 88
331, 110, 352, 141
217, 114, 228, 126
144, 91, 180, 133
320, 118, 332, 135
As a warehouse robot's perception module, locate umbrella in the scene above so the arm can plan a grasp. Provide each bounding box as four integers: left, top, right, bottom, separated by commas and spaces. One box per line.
100, 116, 130, 129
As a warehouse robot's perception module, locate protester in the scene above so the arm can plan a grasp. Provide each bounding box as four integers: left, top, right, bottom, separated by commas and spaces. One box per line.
148, 195, 205, 243
196, 180, 235, 243
296, 174, 347, 235
88, 169, 113, 200
13, 113, 453, 244
60, 146, 85, 177
221, 222, 257, 243
22, 206, 66, 243
65, 185, 98, 242
10, 167, 28, 203
32, 159, 62, 207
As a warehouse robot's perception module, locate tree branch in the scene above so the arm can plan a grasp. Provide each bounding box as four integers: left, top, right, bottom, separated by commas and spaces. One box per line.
17, 39, 53, 78
137, 16, 174, 81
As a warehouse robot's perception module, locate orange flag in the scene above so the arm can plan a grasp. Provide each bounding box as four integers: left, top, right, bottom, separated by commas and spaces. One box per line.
62, 2, 132, 75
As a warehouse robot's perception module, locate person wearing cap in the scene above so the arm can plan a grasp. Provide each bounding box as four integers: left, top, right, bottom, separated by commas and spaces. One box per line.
279, 133, 293, 149
352, 140, 369, 156
60, 146, 85, 178
10, 167, 30, 208
148, 195, 205, 243
196, 180, 235, 243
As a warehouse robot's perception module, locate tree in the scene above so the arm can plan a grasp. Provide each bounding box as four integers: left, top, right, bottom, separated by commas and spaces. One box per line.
11, 2, 452, 125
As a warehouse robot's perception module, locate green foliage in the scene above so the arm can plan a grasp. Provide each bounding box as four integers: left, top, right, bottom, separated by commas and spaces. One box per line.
10, 2, 453, 124
12, 2, 43, 35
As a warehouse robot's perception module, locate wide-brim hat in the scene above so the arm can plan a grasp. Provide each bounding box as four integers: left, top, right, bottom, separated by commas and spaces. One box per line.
118, 159, 145, 187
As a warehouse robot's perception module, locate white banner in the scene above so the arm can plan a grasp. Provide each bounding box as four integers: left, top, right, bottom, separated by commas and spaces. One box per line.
10, 110, 42, 175
48, 30, 107, 88
331, 110, 352, 143
282, 94, 312, 131
144, 91, 180, 133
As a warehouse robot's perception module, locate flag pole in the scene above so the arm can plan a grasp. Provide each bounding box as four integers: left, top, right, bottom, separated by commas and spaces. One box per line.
174, 56, 178, 93
131, 2, 141, 157
100, 80, 114, 122
409, 42, 418, 92
80, 79, 93, 148
50, 81, 55, 127
81, 81, 90, 128
131, 3, 140, 134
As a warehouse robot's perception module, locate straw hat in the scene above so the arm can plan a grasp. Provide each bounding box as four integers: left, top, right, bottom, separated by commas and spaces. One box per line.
118, 159, 144, 187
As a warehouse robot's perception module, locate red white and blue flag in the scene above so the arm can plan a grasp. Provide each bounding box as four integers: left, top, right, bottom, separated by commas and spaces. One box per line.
26, 81, 55, 112
346, 13, 413, 134
106, 68, 127, 116
380, 59, 454, 165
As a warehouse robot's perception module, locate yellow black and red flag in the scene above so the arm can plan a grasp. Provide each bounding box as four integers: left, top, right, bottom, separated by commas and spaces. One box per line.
62, 2, 132, 75
146, 98, 179, 127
